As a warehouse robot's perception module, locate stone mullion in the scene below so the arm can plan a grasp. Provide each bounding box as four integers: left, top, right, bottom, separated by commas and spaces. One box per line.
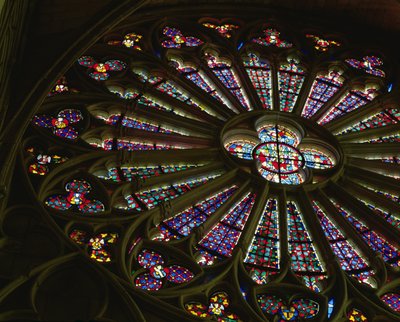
133, 105, 217, 137
309, 82, 351, 123
159, 168, 241, 223
192, 179, 252, 243
233, 57, 264, 111
123, 147, 220, 165
325, 91, 400, 133
295, 189, 337, 273
270, 57, 280, 112
198, 61, 247, 113
341, 142, 400, 158
137, 161, 225, 191
121, 128, 214, 148
341, 178, 400, 215
314, 188, 377, 262
337, 122, 400, 143
277, 189, 290, 274
236, 182, 269, 254
292, 67, 317, 116
143, 86, 224, 126
166, 65, 236, 120
325, 181, 400, 249
345, 164, 400, 192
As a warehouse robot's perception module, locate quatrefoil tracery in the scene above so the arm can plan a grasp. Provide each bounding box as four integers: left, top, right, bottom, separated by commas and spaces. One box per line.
224, 121, 336, 185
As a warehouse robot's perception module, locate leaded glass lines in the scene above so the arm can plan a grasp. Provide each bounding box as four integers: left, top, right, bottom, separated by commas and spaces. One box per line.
301, 71, 344, 118
197, 192, 256, 259
244, 198, 279, 284
157, 185, 238, 240
312, 201, 372, 283
278, 60, 306, 112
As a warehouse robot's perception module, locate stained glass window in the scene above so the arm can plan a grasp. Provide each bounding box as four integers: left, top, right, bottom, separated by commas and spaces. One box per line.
278, 58, 306, 112
335, 107, 400, 135
318, 87, 379, 125
205, 53, 251, 110
244, 198, 279, 284
301, 70, 344, 118
332, 200, 400, 263
243, 53, 273, 109
119, 173, 221, 211
312, 201, 373, 284
16, 14, 400, 322
161, 27, 203, 48
305, 34, 340, 52
197, 192, 256, 263
157, 185, 238, 240
77, 56, 126, 81
107, 32, 142, 50
202, 22, 239, 38
345, 55, 385, 78
287, 201, 325, 291
252, 28, 292, 48
169, 58, 234, 111
381, 293, 400, 313
133, 249, 194, 291
357, 198, 400, 230
347, 308, 368, 321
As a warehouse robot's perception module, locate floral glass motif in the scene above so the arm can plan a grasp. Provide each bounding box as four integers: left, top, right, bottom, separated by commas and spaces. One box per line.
88, 232, 118, 263
287, 201, 325, 291
205, 53, 251, 110
45, 179, 105, 213
345, 55, 385, 78
225, 123, 335, 185
69, 230, 118, 263
32, 109, 83, 140
48, 76, 69, 96
158, 185, 238, 241
161, 26, 203, 48
244, 198, 279, 284
301, 70, 344, 118
252, 28, 293, 48
381, 293, 400, 313
243, 53, 273, 109
278, 59, 306, 112
202, 22, 239, 38
27, 146, 67, 176
185, 291, 242, 321
107, 32, 142, 50
257, 295, 320, 321
134, 249, 194, 291
69, 229, 88, 245
318, 87, 378, 125
312, 201, 373, 284
347, 308, 368, 321
305, 34, 340, 52
77, 55, 126, 81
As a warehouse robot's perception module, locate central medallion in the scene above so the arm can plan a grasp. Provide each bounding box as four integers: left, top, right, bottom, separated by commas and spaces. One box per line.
222, 112, 341, 186
254, 142, 304, 174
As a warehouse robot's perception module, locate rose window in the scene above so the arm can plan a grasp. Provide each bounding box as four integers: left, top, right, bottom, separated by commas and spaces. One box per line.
4, 8, 400, 322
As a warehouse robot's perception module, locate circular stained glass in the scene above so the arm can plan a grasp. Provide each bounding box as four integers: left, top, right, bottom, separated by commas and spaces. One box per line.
14, 10, 400, 322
